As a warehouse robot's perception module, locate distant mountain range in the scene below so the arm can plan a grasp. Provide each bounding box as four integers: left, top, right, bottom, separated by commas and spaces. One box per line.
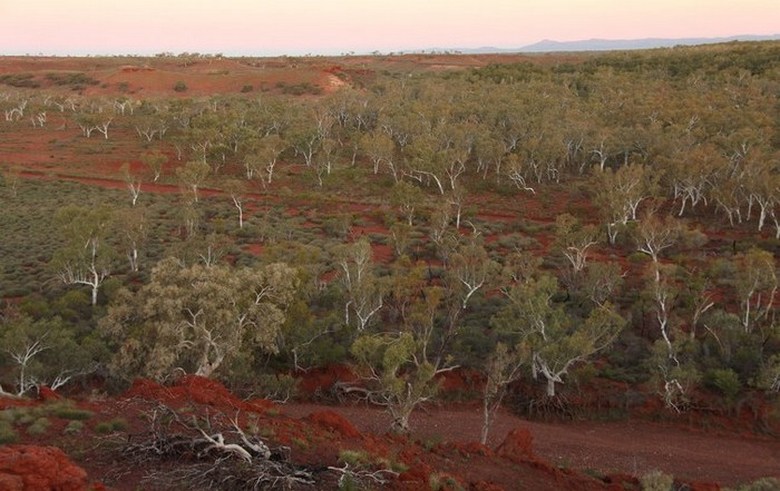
442, 34, 780, 55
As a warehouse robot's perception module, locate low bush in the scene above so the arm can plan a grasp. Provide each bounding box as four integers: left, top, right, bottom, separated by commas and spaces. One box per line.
49, 402, 94, 421
27, 417, 51, 435
640, 470, 674, 491
0, 419, 18, 443
63, 420, 84, 435
95, 418, 128, 434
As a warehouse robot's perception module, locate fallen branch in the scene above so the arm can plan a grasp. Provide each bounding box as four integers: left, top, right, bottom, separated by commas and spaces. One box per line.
122, 404, 315, 490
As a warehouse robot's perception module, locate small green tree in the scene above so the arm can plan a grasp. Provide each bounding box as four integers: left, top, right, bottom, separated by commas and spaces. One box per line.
733, 248, 776, 333
52, 205, 116, 306
493, 274, 624, 397
481, 342, 527, 444
176, 160, 210, 202
553, 213, 599, 274
1, 165, 21, 197
335, 239, 384, 331
140, 150, 166, 182
0, 314, 88, 396
351, 332, 440, 433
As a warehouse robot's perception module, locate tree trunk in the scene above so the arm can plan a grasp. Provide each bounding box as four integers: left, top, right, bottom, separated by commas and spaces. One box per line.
546, 377, 556, 397
480, 398, 492, 445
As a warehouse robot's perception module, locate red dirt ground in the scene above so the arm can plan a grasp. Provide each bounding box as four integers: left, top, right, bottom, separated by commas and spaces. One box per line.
282, 402, 780, 488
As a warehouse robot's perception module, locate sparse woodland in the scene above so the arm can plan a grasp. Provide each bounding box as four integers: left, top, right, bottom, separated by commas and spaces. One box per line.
0, 42, 778, 488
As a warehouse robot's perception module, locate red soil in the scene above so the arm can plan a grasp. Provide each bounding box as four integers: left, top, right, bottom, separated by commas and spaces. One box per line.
0, 445, 90, 491
282, 402, 780, 487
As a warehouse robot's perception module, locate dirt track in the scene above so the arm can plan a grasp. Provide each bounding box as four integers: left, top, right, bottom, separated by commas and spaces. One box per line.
283, 403, 780, 487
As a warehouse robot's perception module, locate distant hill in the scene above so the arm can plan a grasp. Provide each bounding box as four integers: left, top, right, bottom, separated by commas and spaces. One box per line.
449, 34, 780, 54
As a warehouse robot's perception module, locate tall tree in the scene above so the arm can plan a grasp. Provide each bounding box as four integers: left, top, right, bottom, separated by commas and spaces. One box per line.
493, 274, 624, 397
102, 258, 298, 380
140, 150, 167, 183
176, 160, 210, 202
335, 239, 384, 331
52, 205, 115, 306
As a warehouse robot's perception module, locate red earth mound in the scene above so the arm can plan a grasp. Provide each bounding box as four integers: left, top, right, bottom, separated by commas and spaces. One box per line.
123, 375, 274, 413
306, 410, 362, 438
0, 445, 90, 491
495, 427, 535, 462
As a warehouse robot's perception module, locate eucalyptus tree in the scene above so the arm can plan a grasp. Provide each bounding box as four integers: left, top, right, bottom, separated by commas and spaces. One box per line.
132, 101, 170, 142
335, 238, 385, 331
350, 279, 460, 433
593, 163, 660, 244
447, 240, 499, 309
222, 179, 247, 229
140, 149, 167, 183
52, 205, 116, 306
481, 342, 527, 444
102, 258, 298, 380
493, 273, 624, 397
553, 213, 599, 275
733, 248, 777, 333
0, 314, 87, 396
361, 129, 397, 179
120, 162, 142, 206
390, 180, 425, 226
114, 207, 147, 273
176, 160, 211, 202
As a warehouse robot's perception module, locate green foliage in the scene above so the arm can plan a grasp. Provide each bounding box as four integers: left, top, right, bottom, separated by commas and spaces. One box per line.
351, 332, 441, 433
275, 81, 323, 95
0, 314, 94, 396
94, 418, 127, 434
639, 470, 674, 491
429, 473, 464, 491
48, 401, 94, 421
729, 477, 780, 491
102, 258, 299, 380
0, 42, 778, 421
45, 72, 99, 86
338, 449, 372, 468
27, 417, 51, 435
253, 373, 299, 402
704, 368, 742, 400
493, 273, 625, 397
0, 73, 40, 88
63, 420, 84, 435
0, 420, 18, 443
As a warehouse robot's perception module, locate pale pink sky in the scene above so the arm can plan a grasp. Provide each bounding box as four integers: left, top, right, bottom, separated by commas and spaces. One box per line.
1, 0, 777, 55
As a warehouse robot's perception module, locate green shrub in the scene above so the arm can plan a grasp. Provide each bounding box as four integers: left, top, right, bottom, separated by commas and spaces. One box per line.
95, 418, 128, 434
0, 420, 18, 443
429, 473, 463, 491
49, 402, 94, 421
731, 477, 780, 491
45, 72, 99, 86
640, 470, 674, 491
0, 409, 16, 423
27, 417, 51, 435
338, 449, 372, 468
255, 373, 299, 402
627, 251, 652, 263
63, 420, 84, 435
705, 368, 742, 400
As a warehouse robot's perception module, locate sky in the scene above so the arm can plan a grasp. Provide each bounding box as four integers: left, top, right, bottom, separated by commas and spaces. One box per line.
1, 0, 778, 56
